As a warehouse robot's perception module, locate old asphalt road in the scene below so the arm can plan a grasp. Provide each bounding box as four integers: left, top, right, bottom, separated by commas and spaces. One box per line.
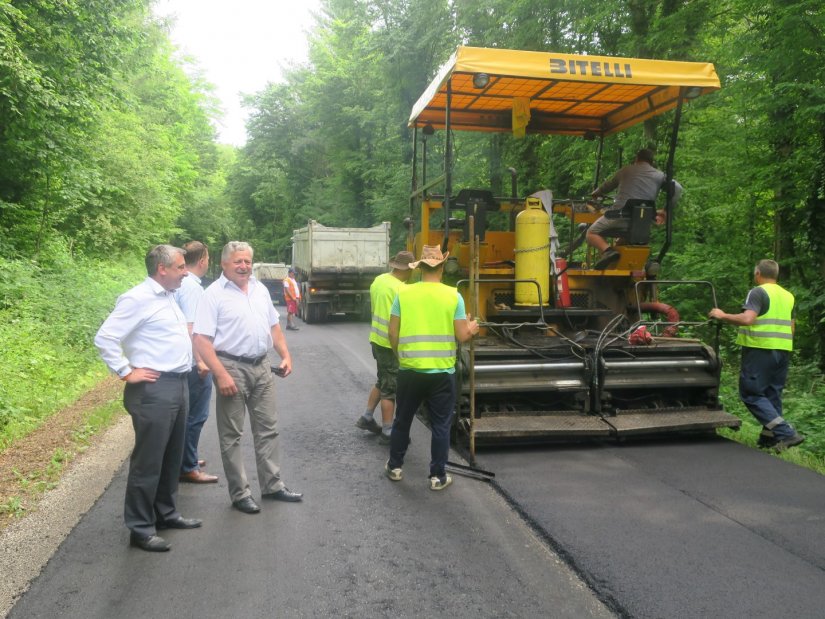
6, 319, 612, 619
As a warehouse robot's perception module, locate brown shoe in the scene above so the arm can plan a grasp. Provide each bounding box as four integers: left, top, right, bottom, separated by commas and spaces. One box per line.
180, 469, 219, 484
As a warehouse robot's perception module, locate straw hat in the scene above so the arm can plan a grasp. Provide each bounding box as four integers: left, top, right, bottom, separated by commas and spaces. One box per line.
388, 250, 415, 271
410, 245, 450, 268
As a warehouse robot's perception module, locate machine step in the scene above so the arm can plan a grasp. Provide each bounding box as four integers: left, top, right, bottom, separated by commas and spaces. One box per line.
466, 414, 612, 441
604, 408, 741, 436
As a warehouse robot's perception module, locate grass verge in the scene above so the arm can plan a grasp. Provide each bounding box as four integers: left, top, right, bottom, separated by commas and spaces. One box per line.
0, 377, 126, 532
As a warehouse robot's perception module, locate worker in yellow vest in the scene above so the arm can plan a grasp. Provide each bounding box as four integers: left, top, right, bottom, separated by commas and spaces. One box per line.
355, 250, 415, 443
385, 245, 479, 491
709, 259, 803, 452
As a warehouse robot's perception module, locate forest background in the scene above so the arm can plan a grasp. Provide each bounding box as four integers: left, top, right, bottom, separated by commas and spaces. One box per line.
1, 0, 824, 503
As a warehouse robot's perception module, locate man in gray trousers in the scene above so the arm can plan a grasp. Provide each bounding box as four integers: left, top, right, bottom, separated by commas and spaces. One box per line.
193, 241, 303, 515
95, 244, 203, 552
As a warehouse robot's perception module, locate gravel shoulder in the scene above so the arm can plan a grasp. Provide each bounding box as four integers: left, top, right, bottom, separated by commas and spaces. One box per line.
0, 396, 134, 618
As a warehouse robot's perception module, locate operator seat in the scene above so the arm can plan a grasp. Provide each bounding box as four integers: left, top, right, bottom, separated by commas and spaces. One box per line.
620, 198, 656, 245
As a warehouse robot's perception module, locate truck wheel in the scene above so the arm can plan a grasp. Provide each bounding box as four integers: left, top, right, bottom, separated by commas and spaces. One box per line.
305, 303, 317, 324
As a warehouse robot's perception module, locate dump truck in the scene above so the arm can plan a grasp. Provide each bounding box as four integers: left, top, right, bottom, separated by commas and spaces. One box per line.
252, 262, 290, 305
291, 220, 391, 323
406, 46, 741, 456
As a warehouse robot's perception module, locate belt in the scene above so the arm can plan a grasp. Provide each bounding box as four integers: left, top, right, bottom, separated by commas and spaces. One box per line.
216, 351, 267, 365
158, 371, 189, 379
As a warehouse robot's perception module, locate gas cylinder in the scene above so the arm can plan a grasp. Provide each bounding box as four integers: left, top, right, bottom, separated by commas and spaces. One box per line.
515, 197, 550, 306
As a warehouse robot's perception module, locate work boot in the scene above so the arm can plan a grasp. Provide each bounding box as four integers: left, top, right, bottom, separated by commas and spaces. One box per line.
594, 248, 620, 270
772, 433, 805, 453
355, 416, 382, 435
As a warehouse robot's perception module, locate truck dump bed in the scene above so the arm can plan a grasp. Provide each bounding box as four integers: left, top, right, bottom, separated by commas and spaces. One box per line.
292, 221, 390, 277
291, 220, 392, 323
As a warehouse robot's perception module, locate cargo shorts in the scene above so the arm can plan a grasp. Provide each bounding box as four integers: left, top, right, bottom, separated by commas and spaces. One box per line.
588, 210, 631, 237
372, 342, 399, 401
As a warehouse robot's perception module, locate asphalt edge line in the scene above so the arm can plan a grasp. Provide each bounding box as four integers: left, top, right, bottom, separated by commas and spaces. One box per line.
451, 445, 631, 619
0, 416, 133, 618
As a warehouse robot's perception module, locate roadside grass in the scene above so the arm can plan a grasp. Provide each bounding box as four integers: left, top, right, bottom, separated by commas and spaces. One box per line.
0, 382, 126, 529
717, 363, 825, 476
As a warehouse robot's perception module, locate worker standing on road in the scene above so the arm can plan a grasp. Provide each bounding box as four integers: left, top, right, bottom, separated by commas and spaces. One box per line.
709, 259, 804, 452
355, 250, 415, 444
193, 241, 303, 515
588, 148, 681, 269
174, 241, 219, 485
385, 245, 479, 491
94, 244, 202, 552
283, 268, 301, 331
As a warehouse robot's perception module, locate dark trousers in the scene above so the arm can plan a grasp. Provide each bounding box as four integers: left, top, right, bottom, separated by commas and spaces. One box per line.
123, 375, 188, 537
181, 369, 213, 473
739, 347, 794, 439
389, 370, 456, 479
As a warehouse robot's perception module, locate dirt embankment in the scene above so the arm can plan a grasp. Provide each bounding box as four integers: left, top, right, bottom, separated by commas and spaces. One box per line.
0, 377, 134, 617
0, 376, 124, 531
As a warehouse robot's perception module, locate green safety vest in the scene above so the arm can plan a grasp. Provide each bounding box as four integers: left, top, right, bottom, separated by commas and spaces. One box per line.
736, 283, 794, 351
369, 272, 404, 348
397, 282, 459, 371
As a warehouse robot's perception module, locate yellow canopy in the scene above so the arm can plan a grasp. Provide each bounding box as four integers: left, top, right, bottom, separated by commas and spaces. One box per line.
409, 46, 720, 137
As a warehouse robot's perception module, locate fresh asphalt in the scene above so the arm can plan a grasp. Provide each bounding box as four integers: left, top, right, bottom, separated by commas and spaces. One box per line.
8, 319, 825, 618
8, 319, 611, 619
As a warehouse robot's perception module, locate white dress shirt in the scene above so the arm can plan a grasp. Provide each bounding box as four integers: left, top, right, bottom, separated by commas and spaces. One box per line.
95, 277, 192, 377
174, 272, 204, 323
193, 274, 280, 357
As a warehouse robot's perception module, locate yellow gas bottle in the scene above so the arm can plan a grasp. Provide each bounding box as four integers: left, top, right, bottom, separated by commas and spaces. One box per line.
515, 197, 550, 306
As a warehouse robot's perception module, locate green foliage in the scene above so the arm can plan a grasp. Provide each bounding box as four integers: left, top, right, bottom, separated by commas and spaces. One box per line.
0, 248, 140, 447
0, 0, 228, 258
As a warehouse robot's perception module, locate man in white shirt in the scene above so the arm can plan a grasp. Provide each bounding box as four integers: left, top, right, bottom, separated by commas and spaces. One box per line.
95, 244, 202, 552
193, 241, 303, 515
174, 241, 219, 484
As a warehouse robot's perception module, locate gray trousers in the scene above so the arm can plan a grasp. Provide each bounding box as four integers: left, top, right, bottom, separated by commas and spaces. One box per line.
122, 374, 188, 537
214, 359, 284, 502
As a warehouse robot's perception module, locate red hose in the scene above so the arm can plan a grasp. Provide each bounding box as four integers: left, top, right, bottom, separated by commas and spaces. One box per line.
639, 302, 679, 337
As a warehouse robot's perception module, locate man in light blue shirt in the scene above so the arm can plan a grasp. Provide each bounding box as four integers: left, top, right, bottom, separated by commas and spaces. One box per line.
174, 241, 219, 484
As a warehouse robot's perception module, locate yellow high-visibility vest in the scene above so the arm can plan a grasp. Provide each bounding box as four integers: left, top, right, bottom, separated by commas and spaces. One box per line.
369, 272, 404, 348
736, 283, 794, 351
397, 282, 458, 371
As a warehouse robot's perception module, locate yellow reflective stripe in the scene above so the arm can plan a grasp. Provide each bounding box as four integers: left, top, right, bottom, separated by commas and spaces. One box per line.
737, 329, 793, 340
399, 335, 457, 344
753, 318, 792, 326
372, 314, 390, 326
399, 350, 456, 358
371, 325, 389, 338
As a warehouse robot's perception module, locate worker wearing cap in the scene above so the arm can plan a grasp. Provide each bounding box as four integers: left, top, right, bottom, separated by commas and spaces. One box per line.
385, 245, 479, 491
356, 250, 415, 443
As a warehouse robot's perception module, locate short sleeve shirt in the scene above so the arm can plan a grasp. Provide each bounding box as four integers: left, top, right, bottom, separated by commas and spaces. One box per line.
742, 287, 769, 316
193, 274, 280, 357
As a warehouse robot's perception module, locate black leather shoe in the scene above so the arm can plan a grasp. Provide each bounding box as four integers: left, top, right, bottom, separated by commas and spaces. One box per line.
262, 487, 303, 503
232, 496, 261, 514
156, 516, 202, 530
130, 533, 170, 552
